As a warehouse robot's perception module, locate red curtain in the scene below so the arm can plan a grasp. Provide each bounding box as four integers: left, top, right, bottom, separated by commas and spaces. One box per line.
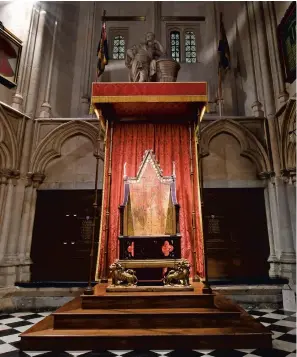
96, 122, 205, 279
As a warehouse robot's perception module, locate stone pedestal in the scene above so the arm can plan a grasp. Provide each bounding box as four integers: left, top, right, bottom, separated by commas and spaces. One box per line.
282, 287, 296, 311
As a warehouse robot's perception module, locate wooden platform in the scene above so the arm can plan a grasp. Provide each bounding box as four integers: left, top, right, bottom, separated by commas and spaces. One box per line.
105, 285, 194, 292
21, 282, 272, 351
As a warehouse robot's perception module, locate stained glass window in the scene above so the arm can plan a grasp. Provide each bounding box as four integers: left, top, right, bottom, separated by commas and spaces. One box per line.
170, 31, 180, 62
112, 35, 125, 60
185, 31, 196, 63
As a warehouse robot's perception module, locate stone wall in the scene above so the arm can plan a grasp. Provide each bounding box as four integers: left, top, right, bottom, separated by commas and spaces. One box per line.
0, 1, 295, 118
0, 2, 295, 311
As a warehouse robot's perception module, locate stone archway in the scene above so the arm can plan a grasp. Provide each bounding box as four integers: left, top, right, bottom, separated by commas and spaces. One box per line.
200, 119, 271, 175
200, 119, 272, 281
0, 105, 19, 170
30, 120, 102, 174
280, 99, 296, 174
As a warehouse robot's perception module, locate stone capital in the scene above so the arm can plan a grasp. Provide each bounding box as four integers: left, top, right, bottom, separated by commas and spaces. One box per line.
258, 171, 275, 183
281, 168, 296, 185
38, 102, 52, 118
278, 90, 289, 105
0, 169, 20, 185
251, 100, 264, 118
26, 171, 45, 188
11, 93, 24, 112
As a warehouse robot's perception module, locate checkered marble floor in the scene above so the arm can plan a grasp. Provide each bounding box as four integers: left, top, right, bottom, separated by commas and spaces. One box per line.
0, 308, 295, 357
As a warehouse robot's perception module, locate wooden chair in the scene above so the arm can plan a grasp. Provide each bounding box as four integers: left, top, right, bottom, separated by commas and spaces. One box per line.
118, 150, 182, 281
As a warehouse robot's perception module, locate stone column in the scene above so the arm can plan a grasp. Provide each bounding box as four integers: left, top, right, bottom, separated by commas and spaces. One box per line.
20, 7, 46, 176
3, 181, 24, 265
260, 173, 279, 277
80, 2, 95, 116
0, 171, 9, 221
153, 2, 161, 40
266, 2, 289, 106
17, 173, 45, 282
248, 2, 265, 113
246, 2, 264, 117
287, 172, 296, 247
2, 8, 47, 287
11, 5, 37, 112
24, 6, 47, 118
0, 170, 19, 287
278, 173, 296, 260
38, 19, 58, 118
254, 2, 295, 282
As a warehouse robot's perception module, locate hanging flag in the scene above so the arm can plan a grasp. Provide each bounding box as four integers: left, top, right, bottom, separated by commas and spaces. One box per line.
218, 12, 230, 72
97, 15, 109, 78
90, 12, 108, 115
217, 12, 230, 117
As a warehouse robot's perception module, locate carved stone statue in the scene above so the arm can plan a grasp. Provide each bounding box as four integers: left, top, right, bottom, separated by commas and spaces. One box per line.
125, 32, 165, 82
163, 259, 191, 286
109, 261, 138, 286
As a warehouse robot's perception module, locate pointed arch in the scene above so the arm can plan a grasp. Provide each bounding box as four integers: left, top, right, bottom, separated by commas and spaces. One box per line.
200, 119, 271, 174
280, 99, 296, 170
0, 105, 18, 169
30, 120, 101, 173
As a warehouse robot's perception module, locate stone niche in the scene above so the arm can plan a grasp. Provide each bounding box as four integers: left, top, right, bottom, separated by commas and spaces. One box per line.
41, 135, 103, 190
203, 133, 258, 182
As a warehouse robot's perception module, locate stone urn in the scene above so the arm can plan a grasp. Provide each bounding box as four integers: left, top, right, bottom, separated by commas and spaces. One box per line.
156, 59, 181, 82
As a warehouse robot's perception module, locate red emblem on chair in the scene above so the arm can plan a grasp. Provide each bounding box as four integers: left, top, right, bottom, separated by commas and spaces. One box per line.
127, 242, 134, 257
162, 240, 174, 257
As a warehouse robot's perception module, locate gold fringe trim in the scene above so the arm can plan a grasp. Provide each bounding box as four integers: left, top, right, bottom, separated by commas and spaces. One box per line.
92, 95, 208, 103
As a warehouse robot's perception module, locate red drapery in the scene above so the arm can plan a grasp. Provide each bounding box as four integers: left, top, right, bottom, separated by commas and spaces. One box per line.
96, 122, 205, 279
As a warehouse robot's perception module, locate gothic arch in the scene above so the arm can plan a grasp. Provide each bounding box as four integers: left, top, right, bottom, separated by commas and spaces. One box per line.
0, 105, 18, 169
200, 119, 271, 174
280, 99, 296, 170
30, 120, 101, 174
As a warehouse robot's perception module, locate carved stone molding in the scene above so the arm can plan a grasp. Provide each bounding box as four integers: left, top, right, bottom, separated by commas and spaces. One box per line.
26, 172, 46, 188
258, 171, 275, 182
251, 100, 264, 118
0, 105, 19, 169
281, 168, 296, 186
30, 120, 99, 173
200, 119, 271, 174
278, 99, 296, 172
0, 168, 20, 185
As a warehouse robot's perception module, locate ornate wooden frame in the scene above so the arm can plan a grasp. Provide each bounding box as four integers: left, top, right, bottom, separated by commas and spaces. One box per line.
118, 150, 181, 261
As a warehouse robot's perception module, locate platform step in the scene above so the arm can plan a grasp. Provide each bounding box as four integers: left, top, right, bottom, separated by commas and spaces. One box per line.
53, 307, 241, 329
82, 293, 215, 309
21, 326, 272, 351
21, 284, 272, 351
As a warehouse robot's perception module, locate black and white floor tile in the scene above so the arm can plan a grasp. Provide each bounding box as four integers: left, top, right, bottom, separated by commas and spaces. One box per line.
0, 308, 295, 357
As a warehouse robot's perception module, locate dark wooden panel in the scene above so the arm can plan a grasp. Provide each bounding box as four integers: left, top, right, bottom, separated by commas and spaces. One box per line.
82, 294, 215, 309
30, 190, 102, 282
202, 188, 270, 280
53, 312, 240, 330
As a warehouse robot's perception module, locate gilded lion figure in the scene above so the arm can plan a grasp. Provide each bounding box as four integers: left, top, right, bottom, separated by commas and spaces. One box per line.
109, 261, 138, 286
163, 259, 191, 286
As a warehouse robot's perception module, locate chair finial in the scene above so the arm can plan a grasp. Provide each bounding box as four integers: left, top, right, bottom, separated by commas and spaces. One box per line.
123, 162, 127, 179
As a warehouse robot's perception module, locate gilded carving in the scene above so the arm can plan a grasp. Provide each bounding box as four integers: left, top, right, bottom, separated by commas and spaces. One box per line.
163, 259, 191, 286
109, 261, 138, 286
